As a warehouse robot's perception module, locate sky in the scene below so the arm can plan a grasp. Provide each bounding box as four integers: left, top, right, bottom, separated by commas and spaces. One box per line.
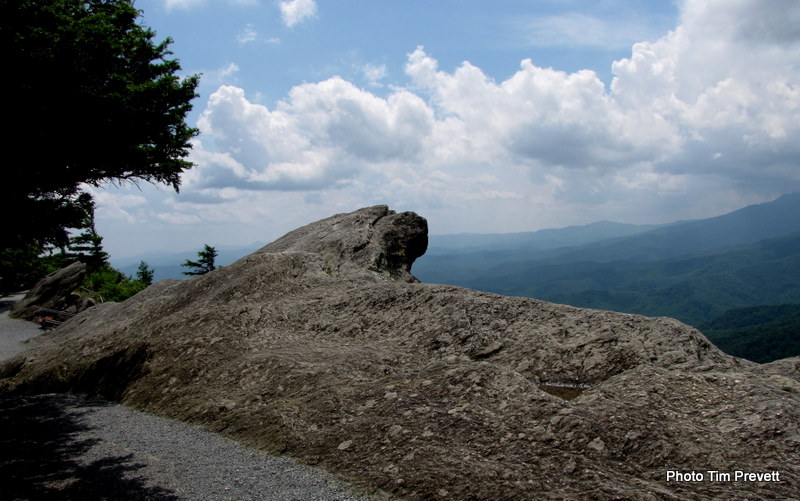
92, 0, 800, 259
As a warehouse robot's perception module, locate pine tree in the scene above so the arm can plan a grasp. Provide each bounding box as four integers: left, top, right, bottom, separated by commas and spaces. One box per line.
135, 261, 154, 286
181, 245, 218, 276
66, 196, 108, 272
1, 0, 199, 290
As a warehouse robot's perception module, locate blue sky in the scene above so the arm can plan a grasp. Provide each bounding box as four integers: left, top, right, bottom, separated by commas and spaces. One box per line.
93, 0, 800, 259
139, 0, 678, 107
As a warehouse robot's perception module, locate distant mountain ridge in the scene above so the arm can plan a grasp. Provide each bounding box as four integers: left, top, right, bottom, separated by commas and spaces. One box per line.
414, 192, 800, 360
547, 191, 800, 263
426, 220, 666, 254
418, 220, 665, 284
535, 231, 800, 325
417, 192, 800, 280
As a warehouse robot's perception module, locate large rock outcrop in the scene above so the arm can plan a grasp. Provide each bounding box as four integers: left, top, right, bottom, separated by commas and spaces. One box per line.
10, 261, 92, 320
1, 206, 798, 500
257, 205, 428, 282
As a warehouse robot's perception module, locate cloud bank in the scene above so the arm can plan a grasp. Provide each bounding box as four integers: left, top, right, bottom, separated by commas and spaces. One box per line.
130, 0, 799, 250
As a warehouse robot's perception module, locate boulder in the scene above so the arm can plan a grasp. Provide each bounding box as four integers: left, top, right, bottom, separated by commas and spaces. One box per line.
10, 261, 88, 320
257, 205, 427, 282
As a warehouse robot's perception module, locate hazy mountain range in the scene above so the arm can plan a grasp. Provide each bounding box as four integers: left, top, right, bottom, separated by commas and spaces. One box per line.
413, 192, 800, 361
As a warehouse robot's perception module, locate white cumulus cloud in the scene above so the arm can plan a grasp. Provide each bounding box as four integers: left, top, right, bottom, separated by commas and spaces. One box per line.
87, 189, 148, 224
610, 0, 800, 186
278, 0, 317, 28
180, 0, 800, 233
192, 80, 434, 191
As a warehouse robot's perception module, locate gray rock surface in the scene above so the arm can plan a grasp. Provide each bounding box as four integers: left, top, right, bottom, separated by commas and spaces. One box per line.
10, 261, 90, 320
259, 205, 427, 282
1, 205, 798, 500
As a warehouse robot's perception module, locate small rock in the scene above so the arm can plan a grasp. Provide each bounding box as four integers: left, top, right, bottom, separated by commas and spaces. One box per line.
473, 341, 503, 359
587, 437, 605, 452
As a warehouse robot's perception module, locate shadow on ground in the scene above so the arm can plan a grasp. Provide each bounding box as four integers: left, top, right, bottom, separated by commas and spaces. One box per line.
0, 394, 179, 501
0, 296, 19, 315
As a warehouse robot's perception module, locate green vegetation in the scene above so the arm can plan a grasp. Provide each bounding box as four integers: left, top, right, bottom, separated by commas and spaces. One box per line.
136, 261, 154, 286
700, 304, 800, 363
82, 263, 150, 303
464, 232, 800, 328
700, 303, 800, 330
182, 245, 218, 276
34, 229, 153, 303
1, 0, 198, 292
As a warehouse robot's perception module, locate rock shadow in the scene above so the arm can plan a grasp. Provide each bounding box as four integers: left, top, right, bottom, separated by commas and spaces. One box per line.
0, 394, 180, 501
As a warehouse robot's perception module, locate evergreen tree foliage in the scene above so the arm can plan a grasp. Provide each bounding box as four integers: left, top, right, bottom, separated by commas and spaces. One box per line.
82, 263, 147, 302
65, 197, 109, 272
182, 245, 218, 276
0, 0, 199, 291
136, 261, 154, 286
702, 303, 800, 363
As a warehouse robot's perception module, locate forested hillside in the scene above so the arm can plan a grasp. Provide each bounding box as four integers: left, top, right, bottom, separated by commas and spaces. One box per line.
414, 193, 800, 362
701, 304, 800, 362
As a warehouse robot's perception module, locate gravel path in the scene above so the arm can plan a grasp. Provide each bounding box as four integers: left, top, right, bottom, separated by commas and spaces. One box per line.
0, 292, 43, 360
0, 294, 374, 501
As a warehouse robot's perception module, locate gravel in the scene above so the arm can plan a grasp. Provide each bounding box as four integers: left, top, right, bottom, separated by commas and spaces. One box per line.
0, 293, 374, 501
0, 292, 43, 360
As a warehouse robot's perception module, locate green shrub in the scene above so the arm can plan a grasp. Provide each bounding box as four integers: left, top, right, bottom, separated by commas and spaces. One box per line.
81, 263, 148, 302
